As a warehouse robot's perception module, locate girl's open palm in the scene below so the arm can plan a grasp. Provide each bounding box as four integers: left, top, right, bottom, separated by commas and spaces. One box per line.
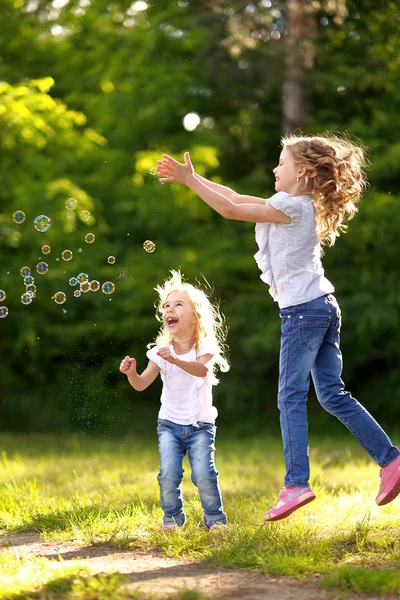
156, 152, 194, 185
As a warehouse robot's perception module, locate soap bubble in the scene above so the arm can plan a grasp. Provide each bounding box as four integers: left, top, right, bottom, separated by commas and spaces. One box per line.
69, 277, 78, 286
21, 292, 33, 305
25, 285, 36, 295
0, 290, 5, 301
77, 272, 89, 283
80, 281, 90, 293
80, 210, 91, 222
102, 281, 115, 295
0, 306, 9, 318
52, 292, 66, 305
74, 289, 82, 297
66, 197, 77, 210
89, 280, 100, 292
61, 249, 73, 261
107, 256, 116, 264
85, 233, 95, 244
34, 215, 51, 232
36, 261, 49, 275
20, 266, 31, 277
41, 245, 51, 255
13, 210, 26, 224
24, 275, 34, 286
143, 240, 155, 253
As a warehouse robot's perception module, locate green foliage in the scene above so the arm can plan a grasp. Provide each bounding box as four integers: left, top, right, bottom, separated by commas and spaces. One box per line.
0, 1, 399, 431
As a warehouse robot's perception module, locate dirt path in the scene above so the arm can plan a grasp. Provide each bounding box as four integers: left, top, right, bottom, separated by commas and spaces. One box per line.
0, 532, 395, 600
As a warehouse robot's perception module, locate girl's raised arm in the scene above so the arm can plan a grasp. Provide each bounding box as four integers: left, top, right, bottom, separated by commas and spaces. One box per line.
157, 153, 288, 224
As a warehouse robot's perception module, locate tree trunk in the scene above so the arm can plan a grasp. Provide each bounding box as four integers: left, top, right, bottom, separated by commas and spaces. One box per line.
282, 0, 318, 135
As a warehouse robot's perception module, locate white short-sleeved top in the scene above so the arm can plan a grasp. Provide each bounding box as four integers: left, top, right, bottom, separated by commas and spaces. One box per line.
254, 191, 334, 308
146, 342, 220, 426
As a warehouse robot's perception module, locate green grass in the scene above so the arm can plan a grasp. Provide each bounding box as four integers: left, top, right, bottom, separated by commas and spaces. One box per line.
1, 432, 400, 598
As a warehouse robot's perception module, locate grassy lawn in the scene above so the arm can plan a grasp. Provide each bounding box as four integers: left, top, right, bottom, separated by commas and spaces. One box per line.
1, 430, 400, 598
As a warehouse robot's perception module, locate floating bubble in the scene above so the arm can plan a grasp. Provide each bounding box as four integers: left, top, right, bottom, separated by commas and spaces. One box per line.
0, 290, 5, 302
36, 261, 49, 275
21, 292, 33, 305
13, 210, 26, 224
34, 215, 51, 232
80, 281, 90, 293
77, 272, 89, 283
61, 249, 73, 261
143, 240, 155, 253
107, 256, 116, 264
102, 281, 115, 295
66, 197, 77, 210
24, 275, 34, 286
73, 289, 82, 298
26, 284, 36, 295
20, 266, 31, 277
85, 233, 95, 244
41, 245, 51, 255
63, 309, 67, 313
52, 291, 66, 305
80, 210, 91, 222
0, 306, 9, 318
78, 248, 83, 253
69, 277, 78, 286
89, 280, 100, 292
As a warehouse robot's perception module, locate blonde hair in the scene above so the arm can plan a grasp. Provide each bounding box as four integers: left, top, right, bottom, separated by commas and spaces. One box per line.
150, 270, 229, 382
282, 133, 368, 246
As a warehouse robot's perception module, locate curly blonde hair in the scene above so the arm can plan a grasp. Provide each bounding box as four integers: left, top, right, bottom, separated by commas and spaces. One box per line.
282, 133, 368, 246
149, 270, 229, 382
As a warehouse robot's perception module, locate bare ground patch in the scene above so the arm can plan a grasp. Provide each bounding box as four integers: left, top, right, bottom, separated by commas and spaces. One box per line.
0, 532, 396, 600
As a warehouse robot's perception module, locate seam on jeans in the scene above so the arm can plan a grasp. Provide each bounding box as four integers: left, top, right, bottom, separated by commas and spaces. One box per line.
313, 368, 376, 459
282, 313, 294, 483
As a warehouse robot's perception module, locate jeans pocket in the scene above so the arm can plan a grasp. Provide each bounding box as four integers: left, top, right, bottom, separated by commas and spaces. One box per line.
298, 314, 331, 351
197, 421, 215, 432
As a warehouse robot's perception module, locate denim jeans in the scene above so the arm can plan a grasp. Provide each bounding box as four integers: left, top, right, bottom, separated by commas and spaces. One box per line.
278, 294, 400, 487
156, 418, 227, 528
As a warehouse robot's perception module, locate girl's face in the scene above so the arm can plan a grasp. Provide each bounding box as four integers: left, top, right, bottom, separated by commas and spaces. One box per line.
273, 147, 300, 194
162, 290, 196, 337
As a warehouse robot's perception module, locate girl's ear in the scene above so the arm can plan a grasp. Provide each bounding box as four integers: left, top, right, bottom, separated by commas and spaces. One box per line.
297, 164, 307, 178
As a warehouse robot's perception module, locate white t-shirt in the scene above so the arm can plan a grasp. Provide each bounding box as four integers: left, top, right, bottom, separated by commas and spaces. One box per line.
146, 342, 220, 426
254, 191, 334, 308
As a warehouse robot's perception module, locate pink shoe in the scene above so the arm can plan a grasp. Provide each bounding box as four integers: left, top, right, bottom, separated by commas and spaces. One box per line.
264, 486, 316, 521
161, 524, 178, 531
209, 523, 227, 532
376, 455, 400, 506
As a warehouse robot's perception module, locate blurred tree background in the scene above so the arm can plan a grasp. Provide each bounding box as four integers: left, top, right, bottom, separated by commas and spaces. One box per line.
0, 0, 399, 434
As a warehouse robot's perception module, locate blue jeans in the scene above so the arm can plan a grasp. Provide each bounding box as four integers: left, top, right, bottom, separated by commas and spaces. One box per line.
157, 418, 227, 528
279, 294, 400, 487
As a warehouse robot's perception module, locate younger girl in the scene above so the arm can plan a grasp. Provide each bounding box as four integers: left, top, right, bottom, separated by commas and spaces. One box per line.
119, 270, 229, 529
156, 135, 400, 521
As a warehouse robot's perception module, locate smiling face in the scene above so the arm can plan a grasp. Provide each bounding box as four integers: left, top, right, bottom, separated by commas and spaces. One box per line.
162, 290, 197, 339
273, 147, 300, 195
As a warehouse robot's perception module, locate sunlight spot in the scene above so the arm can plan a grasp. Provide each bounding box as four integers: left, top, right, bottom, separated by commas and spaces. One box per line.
183, 112, 200, 131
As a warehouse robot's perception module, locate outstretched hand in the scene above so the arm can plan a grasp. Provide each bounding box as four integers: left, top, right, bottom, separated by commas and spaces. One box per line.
156, 152, 194, 185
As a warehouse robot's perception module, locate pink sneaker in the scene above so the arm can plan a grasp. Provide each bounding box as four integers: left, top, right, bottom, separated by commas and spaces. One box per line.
209, 523, 227, 532
376, 456, 400, 506
161, 524, 178, 531
264, 486, 316, 521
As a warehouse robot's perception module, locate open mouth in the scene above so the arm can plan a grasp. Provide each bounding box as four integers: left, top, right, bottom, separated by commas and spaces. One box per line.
166, 317, 178, 327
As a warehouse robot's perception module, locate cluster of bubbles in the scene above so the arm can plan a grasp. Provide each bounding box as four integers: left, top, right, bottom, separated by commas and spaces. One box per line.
2, 202, 157, 318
